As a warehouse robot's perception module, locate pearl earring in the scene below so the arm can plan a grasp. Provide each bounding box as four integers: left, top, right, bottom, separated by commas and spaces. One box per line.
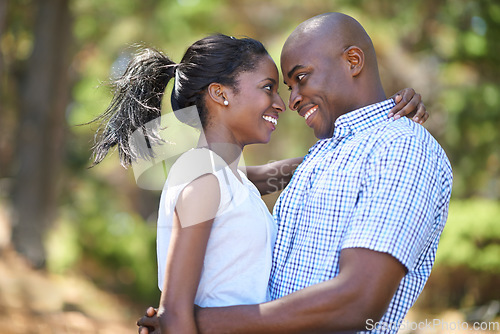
224, 100, 229, 106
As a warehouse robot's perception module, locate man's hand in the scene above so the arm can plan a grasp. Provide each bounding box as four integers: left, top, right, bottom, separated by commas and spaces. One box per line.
389, 88, 428, 124
137, 307, 160, 334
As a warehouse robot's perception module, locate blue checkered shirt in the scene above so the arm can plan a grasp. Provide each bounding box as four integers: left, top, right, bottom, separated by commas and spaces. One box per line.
269, 99, 453, 333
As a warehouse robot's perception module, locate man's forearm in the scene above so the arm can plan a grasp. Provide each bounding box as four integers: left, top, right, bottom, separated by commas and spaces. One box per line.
194, 249, 404, 334
196, 304, 263, 334
195, 280, 364, 333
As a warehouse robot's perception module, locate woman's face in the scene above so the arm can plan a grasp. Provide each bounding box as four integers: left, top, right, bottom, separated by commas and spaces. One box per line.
225, 55, 286, 147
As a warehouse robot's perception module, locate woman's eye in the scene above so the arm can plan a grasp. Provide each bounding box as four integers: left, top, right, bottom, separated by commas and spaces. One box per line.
264, 84, 272, 91
297, 74, 305, 81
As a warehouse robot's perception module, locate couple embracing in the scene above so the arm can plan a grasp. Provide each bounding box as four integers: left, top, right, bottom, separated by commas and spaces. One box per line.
92, 12, 452, 334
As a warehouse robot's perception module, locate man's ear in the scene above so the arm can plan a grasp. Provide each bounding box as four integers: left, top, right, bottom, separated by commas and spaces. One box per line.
207, 83, 228, 106
344, 46, 364, 77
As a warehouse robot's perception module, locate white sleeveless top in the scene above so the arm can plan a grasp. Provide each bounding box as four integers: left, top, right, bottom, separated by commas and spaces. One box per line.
157, 148, 277, 307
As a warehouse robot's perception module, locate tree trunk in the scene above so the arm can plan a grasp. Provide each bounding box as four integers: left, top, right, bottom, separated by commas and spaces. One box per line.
0, 0, 9, 178
0, 0, 6, 77
11, 0, 73, 267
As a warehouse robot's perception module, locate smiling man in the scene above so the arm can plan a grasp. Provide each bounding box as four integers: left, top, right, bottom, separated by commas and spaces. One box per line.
265, 13, 452, 332
281, 13, 386, 139
138, 12, 452, 334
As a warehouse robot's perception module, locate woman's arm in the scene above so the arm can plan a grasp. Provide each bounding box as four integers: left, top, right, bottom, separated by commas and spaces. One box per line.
158, 174, 220, 334
245, 157, 304, 195
389, 88, 428, 124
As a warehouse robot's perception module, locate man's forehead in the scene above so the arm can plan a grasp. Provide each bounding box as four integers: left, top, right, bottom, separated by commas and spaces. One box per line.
281, 39, 317, 71
282, 36, 311, 59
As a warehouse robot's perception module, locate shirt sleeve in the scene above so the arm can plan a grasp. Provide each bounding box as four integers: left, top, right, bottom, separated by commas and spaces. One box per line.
341, 133, 443, 272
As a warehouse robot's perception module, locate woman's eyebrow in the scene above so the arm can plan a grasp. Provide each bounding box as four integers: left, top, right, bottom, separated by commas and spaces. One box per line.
259, 78, 277, 84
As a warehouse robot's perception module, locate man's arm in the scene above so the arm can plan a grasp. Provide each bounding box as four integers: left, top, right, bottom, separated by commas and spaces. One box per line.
195, 248, 405, 334
137, 248, 404, 334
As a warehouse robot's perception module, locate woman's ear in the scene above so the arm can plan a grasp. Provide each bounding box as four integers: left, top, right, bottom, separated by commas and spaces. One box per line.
207, 83, 228, 106
344, 46, 364, 77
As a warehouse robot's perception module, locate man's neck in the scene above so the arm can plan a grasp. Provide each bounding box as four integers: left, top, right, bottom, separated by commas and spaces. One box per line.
356, 77, 387, 110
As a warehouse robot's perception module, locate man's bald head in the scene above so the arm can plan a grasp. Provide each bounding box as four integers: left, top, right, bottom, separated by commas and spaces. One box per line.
279, 13, 387, 138
282, 12, 378, 76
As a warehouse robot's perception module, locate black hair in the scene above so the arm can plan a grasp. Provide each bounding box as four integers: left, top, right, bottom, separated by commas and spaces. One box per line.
90, 34, 268, 168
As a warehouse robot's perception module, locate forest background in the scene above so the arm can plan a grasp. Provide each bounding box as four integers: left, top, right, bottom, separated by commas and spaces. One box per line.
1, 0, 500, 333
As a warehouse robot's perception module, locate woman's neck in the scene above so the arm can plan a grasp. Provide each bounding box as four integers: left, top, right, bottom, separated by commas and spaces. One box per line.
197, 129, 243, 175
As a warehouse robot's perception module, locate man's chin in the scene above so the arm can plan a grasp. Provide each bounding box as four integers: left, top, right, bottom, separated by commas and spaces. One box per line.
313, 128, 334, 140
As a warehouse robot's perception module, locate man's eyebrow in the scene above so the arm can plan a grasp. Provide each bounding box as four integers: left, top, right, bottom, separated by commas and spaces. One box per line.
287, 64, 306, 80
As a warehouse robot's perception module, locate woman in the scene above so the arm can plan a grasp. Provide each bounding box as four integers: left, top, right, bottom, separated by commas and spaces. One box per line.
90, 34, 426, 333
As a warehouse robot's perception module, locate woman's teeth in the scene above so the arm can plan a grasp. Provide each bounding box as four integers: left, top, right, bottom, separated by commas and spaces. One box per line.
262, 115, 277, 125
304, 106, 318, 121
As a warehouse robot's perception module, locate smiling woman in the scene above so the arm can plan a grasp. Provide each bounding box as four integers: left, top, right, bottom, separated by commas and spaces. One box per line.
90, 34, 277, 168
222, 54, 285, 145
88, 34, 295, 334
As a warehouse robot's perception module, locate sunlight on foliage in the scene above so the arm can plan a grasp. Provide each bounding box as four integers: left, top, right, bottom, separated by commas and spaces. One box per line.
436, 199, 500, 273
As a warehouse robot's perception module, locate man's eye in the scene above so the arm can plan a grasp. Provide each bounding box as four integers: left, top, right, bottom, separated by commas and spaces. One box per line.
264, 85, 272, 91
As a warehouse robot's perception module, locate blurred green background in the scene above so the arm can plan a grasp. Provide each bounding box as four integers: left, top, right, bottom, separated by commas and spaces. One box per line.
1, 0, 499, 332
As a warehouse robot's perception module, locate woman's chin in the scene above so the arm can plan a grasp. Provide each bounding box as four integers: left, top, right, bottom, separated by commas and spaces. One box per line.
247, 136, 271, 146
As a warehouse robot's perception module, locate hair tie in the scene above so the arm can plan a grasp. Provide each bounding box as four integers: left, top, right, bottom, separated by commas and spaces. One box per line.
173, 65, 181, 95
172, 63, 180, 75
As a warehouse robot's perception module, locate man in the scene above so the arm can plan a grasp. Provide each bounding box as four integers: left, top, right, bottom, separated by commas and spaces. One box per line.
139, 12, 452, 333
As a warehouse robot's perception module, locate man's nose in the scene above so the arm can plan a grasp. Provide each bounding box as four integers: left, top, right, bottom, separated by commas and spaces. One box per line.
289, 88, 302, 111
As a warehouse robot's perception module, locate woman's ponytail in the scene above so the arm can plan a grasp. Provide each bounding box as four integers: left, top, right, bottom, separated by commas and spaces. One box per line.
90, 48, 176, 168
90, 35, 269, 168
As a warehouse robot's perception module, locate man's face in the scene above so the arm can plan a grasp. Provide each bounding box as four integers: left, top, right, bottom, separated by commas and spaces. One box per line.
281, 38, 354, 139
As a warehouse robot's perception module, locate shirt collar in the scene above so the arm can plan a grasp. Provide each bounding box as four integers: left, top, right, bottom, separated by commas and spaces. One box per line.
306, 99, 396, 156
332, 98, 396, 139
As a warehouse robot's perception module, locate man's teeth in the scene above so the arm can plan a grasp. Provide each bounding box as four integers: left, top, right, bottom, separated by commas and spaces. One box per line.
304, 106, 318, 121
262, 115, 277, 125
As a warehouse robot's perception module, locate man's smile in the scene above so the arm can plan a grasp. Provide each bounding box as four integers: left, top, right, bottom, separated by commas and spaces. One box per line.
304, 105, 318, 121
